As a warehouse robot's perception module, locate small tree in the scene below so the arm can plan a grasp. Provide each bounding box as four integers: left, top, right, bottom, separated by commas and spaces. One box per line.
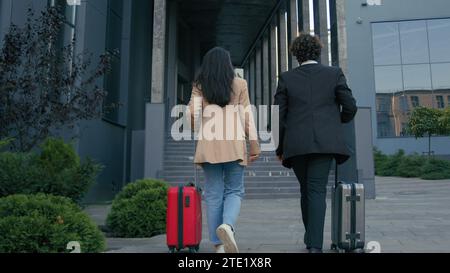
439, 107, 450, 136
407, 107, 445, 157
0, 7, 114, 152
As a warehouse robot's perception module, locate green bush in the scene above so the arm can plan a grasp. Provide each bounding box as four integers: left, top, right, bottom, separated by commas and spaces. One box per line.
396, 154, 425, 178
377, 149, 405, 176
106, 179, 168, 238
374, 149, 450, 179
0, 138, 102, 202
0, 152, 40, 197
420, 159, 450, 180
373, 148, 388, 176
0, 194, 105, 253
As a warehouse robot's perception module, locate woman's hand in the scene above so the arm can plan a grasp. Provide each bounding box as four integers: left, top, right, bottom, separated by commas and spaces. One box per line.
249, 154, 260, 163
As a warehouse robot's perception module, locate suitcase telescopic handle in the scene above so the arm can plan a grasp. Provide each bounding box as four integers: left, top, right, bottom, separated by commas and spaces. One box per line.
190, 140, 199, 189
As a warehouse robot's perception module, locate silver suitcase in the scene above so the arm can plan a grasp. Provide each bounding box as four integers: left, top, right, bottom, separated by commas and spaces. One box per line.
331, 164, 365, 252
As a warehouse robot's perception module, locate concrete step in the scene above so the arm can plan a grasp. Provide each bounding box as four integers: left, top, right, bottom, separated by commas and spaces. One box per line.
162, 161, 290, 166
244, 187, 300, 194
162, 176, 300, 182
164, 155, 282, 161
160, 170, 295, 177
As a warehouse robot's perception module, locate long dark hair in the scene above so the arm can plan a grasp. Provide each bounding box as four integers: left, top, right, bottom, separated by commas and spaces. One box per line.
194, 47, 235, 107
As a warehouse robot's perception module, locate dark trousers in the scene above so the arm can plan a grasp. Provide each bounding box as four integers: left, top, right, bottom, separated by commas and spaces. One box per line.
291, 154, 333, 249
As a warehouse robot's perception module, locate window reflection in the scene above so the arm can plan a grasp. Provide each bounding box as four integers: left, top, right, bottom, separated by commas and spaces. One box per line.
428, 19, 450, 63
431, 63, 450, 89
372, 23, 401, 66
372, 19, 450, 138
403, 64, 432, 90
400, 21, 429, 64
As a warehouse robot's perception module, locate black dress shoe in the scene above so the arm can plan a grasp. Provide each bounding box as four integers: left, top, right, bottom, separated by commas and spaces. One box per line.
308, 248, 323, 253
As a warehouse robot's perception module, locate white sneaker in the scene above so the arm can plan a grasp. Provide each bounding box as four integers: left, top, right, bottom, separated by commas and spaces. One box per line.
215, 245, 225, 253
216, 224, 239, 253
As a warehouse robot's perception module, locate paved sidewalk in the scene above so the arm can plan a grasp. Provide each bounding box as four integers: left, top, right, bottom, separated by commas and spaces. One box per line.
85, 177, 450, 253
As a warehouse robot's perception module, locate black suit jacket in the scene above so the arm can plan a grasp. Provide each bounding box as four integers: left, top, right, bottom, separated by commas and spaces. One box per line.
274, 64, 357, 168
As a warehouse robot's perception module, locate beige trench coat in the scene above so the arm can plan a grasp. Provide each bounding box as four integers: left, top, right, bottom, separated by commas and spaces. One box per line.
188, 77, 261, 166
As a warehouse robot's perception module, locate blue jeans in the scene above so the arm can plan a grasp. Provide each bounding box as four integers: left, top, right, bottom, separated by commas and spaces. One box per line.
202, 161, 245, 245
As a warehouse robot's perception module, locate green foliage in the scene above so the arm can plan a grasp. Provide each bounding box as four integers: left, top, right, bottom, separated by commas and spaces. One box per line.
106, 179, 168, 238
439, 107, 450, 135
0, 138, 13, 150
0, 194, 105, 253
374, 149, 450, 180
408, 107, 445, 138
0, 7, 113, 152
376, 149, 405, 176
0, 138, 102, 202
396, 154, 425, 178
420, 159, 450, 180
373, 147, 388, 176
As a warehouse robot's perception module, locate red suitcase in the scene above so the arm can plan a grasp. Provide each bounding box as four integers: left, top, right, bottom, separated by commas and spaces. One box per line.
166, 184, 202, 253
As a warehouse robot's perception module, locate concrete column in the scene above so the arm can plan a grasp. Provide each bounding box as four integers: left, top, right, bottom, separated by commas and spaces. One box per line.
336, 0, 348, 74
262, 33, 270, 109
151, 0, 167, 103
255, 45, 262, 107
278, 9, 288, 73
313, 0, 329, 65
167, 0, 178, 112
300, 0, 311, 33
288, 0, 299, 68
270, 21, 278, 104
249, 54, 256, 105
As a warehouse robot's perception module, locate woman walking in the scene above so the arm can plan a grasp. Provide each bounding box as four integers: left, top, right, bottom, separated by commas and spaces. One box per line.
188, 47, 260, 253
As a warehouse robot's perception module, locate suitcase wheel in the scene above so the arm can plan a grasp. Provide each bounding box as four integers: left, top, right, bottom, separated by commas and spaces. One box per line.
168, 247, 176, 253
330, 244, 337, 251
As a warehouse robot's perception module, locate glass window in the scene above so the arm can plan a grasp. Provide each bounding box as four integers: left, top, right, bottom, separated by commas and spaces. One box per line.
372, 23, 401, 66
410, 96, 420, 107
399, 96, 409, 112
374, 66, 403, 93
372, 18, 450, 138
104, 0, 123, 123
428, 19, 450, 63
399, 20, 430, 64
436, 96, 445, 108
431, 63, 450, 90
377, 97, 391, 112
403, 64, 432, 91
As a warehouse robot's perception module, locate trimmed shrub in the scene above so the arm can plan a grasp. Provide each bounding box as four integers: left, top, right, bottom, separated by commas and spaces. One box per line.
373, 148, 388, 176
420, 159, 450, 180
0, 194, 105, 253
0, 152, 40, 197
374, 149, 450, 179
0, 138, 102, 202
377, 149, 405, 176
396, 154, 425, 178
106, 179, 168, 238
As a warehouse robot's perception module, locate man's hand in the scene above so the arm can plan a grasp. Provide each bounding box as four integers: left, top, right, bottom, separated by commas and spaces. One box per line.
277, 155, 283, 162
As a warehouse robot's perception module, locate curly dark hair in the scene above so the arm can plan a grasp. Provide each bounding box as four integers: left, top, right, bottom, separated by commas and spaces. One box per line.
290, 33, 323, 64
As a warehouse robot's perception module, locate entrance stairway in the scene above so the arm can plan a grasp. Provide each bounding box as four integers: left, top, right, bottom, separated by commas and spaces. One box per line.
160, 137, 336, 199
161, 137, 302, 199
